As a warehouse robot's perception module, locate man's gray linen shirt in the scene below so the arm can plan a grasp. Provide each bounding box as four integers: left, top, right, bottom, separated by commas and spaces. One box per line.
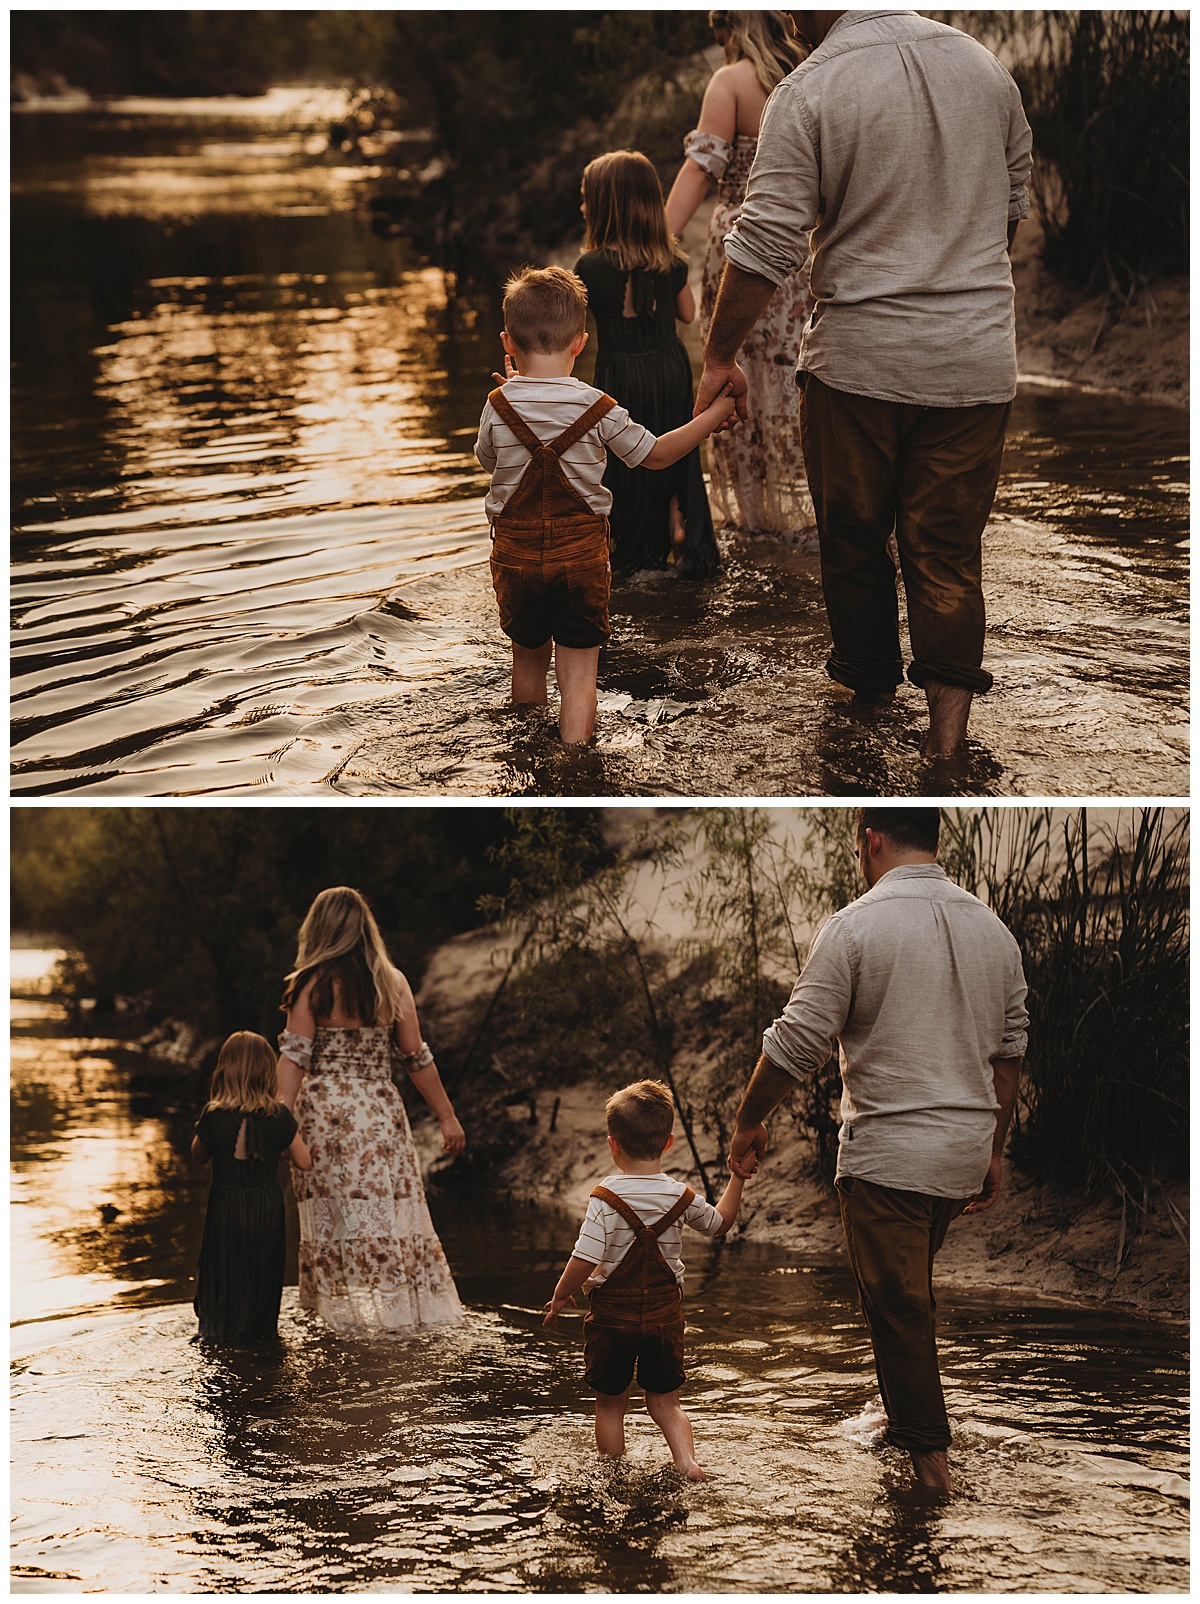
761, 865, 1028, 1199
724, 10, 1034, 407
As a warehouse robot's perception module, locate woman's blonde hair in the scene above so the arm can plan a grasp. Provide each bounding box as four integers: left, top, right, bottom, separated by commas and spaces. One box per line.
709, 10, 808, 94
206, 1031, 281, 1115
281, 886, 407, 1027
582, 150, 685, 275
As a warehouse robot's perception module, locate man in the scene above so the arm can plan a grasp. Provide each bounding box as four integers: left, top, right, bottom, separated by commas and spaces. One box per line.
729, 807, 1028, 1492
697, 13, 1034, 757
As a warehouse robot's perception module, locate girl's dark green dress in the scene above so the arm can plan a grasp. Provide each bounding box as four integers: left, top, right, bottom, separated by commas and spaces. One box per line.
574, 250, 720, 578
193, 1104, 297, 1344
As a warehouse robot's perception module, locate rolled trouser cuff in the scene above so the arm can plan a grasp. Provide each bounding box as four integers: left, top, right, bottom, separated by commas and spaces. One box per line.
907, 660, 994, 694
827, 651, 905, 695
885, 1420, 953, 1454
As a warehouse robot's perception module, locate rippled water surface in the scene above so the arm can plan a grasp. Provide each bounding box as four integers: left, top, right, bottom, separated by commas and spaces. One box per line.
10, 100, 1190, 796
11, 952, 1190, 1593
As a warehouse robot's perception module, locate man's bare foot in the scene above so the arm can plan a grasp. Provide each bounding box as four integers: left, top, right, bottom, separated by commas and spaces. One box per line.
910, 1448, 952, 1493
923, 680, 973, 757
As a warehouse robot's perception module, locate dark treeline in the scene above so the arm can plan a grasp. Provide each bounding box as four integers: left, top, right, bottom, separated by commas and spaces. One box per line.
10, 10, 396, 97
14, 11, 1188, 284
11, 807, 606, 1044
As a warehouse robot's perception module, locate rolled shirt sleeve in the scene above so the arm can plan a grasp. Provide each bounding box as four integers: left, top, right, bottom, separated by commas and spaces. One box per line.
761, 916, 853, 1079
1005, 79, 1033, 221
722, 83, 820, 288
996, 945, 1030, 1058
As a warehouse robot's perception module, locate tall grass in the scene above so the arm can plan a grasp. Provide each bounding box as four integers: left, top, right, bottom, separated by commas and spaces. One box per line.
940, 11, 1189, 290
941, 808, 1189, 1199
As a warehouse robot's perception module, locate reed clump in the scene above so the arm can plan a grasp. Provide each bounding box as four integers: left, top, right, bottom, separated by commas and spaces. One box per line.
941, 808, 1189, 1200
941, 11, 1189, 291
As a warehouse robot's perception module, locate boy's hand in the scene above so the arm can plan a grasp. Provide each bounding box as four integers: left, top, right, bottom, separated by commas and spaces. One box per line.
491, 352, 518, 386
542, 1293, 575, 1328
705, 390, 738, 429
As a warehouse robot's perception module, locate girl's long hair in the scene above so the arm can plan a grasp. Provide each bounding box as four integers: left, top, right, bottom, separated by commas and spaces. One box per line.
206, 1031, 281, 1115
709, 10, 807, 94
582, 150, 685, 275
281, 885, 406, 1027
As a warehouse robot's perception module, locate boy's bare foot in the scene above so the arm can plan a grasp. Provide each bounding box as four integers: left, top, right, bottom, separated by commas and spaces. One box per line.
679, 1459, 706, 1481
923, 680, 973, 757
910, 1448, 952, 1493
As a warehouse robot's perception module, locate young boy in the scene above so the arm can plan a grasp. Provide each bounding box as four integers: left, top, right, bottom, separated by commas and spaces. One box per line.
475, 266, 736, 745
542, 1078, 745, 1479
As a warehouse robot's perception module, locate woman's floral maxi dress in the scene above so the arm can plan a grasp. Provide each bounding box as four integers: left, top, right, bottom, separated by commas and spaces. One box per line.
687, 128, 817, 538
284, 1025, 463, 1333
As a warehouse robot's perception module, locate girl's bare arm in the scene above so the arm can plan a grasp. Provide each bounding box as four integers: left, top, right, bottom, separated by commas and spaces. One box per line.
286, 1131, 313, 1170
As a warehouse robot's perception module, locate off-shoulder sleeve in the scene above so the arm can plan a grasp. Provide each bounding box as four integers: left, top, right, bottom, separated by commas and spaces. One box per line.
684, 129, 733, 180
277, 1030, 313, 1070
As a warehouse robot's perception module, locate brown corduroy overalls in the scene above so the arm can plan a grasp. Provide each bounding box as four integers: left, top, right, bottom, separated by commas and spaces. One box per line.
583, 1184, 695, 1397
487, 387, 616, 651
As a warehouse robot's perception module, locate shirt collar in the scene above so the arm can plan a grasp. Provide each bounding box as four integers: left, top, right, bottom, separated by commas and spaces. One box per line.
825, 10, 916, 42
874, 862, 947, 884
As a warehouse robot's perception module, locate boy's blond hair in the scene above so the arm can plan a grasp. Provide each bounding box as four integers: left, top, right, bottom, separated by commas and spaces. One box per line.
606, 1078, 675, 1159
503, 265, 588, 355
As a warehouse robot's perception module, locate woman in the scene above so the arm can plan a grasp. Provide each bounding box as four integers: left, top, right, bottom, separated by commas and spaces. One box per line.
665, 10, 815, 538
278, 886, 466, 1334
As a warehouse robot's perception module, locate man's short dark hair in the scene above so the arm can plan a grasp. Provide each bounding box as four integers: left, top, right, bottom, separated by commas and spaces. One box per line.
856, 807, 941, 855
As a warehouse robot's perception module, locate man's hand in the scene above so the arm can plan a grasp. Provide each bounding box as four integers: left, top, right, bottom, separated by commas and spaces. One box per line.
729, 1122, 768, 1179
695, 358, 749, 425
963, 1153, 1002, 1214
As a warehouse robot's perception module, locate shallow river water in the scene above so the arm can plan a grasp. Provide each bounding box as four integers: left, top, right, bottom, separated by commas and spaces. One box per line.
11, 97, 1189, 798
11, 951, 1190, 1593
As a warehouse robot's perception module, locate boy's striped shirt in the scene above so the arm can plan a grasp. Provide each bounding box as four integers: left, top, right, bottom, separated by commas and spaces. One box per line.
572, 1172, 723, 1288
475, 375, 656, 521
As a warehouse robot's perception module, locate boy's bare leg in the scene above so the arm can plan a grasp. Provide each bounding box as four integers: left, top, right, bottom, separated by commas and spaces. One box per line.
645, 1390, 705, 1480
553, 644, 601, 745
595, 1387, 631, 1460
511, 641, 553, 706
923, 680, 972, 757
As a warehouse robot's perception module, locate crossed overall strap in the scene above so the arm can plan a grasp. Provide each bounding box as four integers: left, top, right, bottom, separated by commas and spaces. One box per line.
489, 387, 616, 457
591, 1185, 695, 1236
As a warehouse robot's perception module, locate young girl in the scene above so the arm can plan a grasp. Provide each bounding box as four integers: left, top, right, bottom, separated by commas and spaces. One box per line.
191, 1031, 311, 1345
575, 150, 721, 579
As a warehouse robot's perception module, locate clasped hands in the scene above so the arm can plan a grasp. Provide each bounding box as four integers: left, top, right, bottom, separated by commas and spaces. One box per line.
728, 1121, 768, 1179
694, 357, 749, 432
